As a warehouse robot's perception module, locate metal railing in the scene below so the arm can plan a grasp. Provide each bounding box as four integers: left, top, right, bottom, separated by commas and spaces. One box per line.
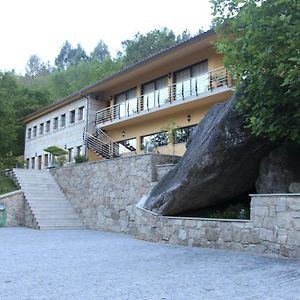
83, 127, 130, 159
95, 67, 232, 124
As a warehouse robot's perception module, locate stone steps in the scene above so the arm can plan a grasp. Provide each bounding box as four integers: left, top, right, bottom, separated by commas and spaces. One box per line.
13, 168, 85, 230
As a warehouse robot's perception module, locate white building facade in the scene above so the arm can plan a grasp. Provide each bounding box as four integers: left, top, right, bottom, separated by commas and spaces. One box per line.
24, 96, 99, 169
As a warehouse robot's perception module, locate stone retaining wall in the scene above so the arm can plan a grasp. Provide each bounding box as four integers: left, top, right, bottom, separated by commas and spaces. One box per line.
0, 190, 36, 227
51, 154, 300, 258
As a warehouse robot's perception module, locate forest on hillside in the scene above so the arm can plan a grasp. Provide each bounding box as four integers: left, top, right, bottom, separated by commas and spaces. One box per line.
0, 28, 196, 167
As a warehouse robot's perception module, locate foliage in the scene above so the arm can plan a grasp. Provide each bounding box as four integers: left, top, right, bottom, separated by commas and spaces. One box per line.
90, 40, 110, 62
211, 0, 300, 144
55, 154, 67, 167
74, 154, 88, 164
0, 172, 17, 195
121, 28, 193, 66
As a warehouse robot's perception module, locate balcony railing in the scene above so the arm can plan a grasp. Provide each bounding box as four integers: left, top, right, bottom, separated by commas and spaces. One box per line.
95, 67, 232, 124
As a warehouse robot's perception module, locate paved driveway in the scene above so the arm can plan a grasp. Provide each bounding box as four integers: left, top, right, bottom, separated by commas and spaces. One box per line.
0, 228, 299, 300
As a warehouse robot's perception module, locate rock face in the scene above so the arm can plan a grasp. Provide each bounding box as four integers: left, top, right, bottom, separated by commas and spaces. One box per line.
256, 145, 300, 193
144, 93, 272, 215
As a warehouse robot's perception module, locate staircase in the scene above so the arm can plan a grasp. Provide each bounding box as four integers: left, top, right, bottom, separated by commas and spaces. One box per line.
13, 168, 85, 230
83, 128, 130, 159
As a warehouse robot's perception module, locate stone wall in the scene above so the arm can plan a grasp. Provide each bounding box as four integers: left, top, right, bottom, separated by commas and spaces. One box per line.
51, 154, 179, 232
51, 154, 300, 258
251, 194, 300, 257
0, 190, 37, 228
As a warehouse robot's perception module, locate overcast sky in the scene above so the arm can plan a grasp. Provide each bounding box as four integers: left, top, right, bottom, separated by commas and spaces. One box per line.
1, 0, 213, 74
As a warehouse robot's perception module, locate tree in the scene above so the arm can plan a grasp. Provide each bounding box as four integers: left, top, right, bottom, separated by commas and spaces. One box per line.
121, 28, 178, 66
55, 40, 73, 70
26, 55, 42, 77
211, 0, 300, 144
90, 40, 110, 62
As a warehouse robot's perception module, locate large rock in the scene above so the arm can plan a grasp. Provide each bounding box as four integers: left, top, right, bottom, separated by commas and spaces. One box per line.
144, 93, 272, 215
256, 145, 300, 193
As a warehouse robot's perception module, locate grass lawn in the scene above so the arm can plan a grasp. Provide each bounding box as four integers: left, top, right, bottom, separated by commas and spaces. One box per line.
0, 173, 18, 195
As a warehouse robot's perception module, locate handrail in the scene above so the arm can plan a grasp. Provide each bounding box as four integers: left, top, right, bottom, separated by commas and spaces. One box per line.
83, 128, 130, 159
95, 67, 232, 124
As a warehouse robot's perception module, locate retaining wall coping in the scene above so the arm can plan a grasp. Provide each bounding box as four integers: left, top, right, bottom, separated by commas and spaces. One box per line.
250, 194, 300, 197
52, 153, 180, 170
0, 190, 23, 200
137, 206, 250, 223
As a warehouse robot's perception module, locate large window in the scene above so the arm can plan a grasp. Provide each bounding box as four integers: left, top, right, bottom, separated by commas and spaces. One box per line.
32, 126, 37, 138
68, 148, 73, 162
174, 125, 196, 144
46, 120, 51, 133
27, 128, 31, 139
78, 106, 84, 121
53, 117, 58, 130
44, 154, 49, 167
115, 88, 137, 118
61, 114, 66, 127
69, 110, 75, 124
175, 60, 208, 100
142, 76, 169, 110
39, 123, 44, 135
118, 138, 137, 154
141, 131, 168, 150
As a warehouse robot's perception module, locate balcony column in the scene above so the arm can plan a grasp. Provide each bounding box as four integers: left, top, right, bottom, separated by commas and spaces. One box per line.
136, 85, 142, 113
168, 72, 174, 102
110, 96, 114, 120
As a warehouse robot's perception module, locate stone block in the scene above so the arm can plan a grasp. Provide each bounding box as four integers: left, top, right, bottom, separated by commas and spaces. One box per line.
260, 229, 274, 242
220, 229, 233, 242
178, 229, 187, 241
205, 228, 219, 242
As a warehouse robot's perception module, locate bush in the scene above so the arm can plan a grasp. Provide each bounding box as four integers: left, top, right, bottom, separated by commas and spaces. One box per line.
74, 155, 88, 164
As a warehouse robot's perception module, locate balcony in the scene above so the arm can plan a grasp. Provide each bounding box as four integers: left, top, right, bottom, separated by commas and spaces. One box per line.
95, 67, 233, 126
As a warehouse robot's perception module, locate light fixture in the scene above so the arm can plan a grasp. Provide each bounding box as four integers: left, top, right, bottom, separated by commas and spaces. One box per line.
168, 73, 172, 79
187, 115, 191, 122
64, 145, 67, 149
122, 131, 125, 137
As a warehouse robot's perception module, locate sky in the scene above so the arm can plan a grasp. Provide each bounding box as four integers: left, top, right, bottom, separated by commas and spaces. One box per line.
0, 0, 213, 74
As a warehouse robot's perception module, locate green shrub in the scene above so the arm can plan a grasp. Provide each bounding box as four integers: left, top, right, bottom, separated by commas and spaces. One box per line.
74, 155, 88, 164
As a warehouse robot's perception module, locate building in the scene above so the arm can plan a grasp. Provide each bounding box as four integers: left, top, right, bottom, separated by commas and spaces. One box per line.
23, 29, 234, 169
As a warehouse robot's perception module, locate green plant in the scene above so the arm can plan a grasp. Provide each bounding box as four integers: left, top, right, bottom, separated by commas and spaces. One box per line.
74, 154, 88, 164
161, 120, 179, 155
55, 154, 67, 167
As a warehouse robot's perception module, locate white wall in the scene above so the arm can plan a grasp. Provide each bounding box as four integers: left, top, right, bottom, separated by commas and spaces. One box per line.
24, 97, 96, 169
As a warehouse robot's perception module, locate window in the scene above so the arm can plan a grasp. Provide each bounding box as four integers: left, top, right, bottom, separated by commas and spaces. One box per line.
27, 128, 31, 139
46, 120, 51, 133
77, 146, 82, 156
174, 125, 196, 144
39, 123, 44, 135
31, 157, 35, 169
118, 138, 136, 154
175, 60, 208, 100
115, 88, 137, 118
68, 148, 73, 162
53, 117, 58, 130
78, 106, 84, 121
69, 110, 75, 124
141, 132, 168, 150
61, 114, 66, 127
142, 76, 169, 110
26, 158, 30, 169
44, 154, 49, 167
33, 126, 37, 138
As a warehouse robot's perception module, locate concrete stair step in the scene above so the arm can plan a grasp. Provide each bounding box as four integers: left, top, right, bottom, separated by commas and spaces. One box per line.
13, 168, 83, 231
39, 225, 85, 230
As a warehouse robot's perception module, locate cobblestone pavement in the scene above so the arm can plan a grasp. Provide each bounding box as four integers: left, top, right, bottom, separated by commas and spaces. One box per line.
1, 228, 300, 300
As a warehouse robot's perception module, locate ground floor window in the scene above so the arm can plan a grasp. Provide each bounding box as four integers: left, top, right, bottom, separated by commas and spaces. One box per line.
118, 138, 136, 153
31, 157, 35, 169
44, 154, 49, 167
174, 125, 196, 144
26, 159, 30, 169
141, 131, 168, 150
77, 146, 82, 157
68, 148, 73, 162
